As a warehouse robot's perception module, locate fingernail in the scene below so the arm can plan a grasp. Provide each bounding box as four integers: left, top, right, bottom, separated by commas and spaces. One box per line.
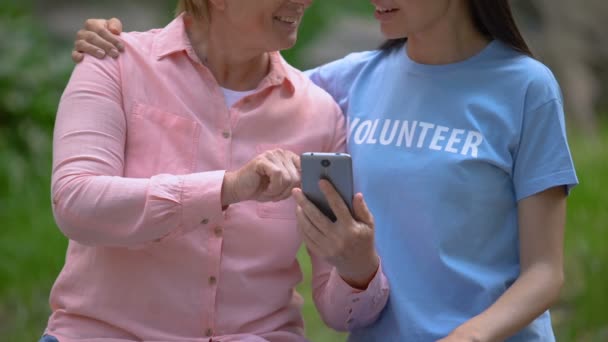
110, 48, 119, 58
116, 43, 124, 51
96, 49, 105, 58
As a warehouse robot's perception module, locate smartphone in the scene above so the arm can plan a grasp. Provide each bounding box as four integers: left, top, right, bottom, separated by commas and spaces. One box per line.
300, 152, 354, 222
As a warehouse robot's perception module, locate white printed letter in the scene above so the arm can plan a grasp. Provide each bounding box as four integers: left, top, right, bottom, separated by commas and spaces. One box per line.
461, 131, 483, 158
416, 122, 435, 148
445, 128, 465, 154
366, 119, 380, 144
396, 120, 418, 148
429, 125, 450, 151
354, 120, 372, 145
380, 120, 399, 145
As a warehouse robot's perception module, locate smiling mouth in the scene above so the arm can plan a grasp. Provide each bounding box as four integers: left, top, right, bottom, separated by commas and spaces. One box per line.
274, 16, 299, 24
375, 6, 398, 14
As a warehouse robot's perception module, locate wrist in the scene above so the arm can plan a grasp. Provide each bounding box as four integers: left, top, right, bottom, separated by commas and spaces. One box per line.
451, 321, 486, 342
221, 171, 239, 206
338, 253, 380, 290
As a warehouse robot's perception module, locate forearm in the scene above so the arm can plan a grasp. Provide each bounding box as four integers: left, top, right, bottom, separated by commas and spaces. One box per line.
455, 263, 563, 341
52, 171, 225, 247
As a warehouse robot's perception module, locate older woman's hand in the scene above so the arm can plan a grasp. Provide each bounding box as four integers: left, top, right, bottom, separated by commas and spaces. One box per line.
72, 18, 124, 62
222, 149, 301, 206
292, 180, 379, 289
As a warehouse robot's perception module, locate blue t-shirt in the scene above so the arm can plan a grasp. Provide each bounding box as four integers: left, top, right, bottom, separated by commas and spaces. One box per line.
306, 41, 578, 341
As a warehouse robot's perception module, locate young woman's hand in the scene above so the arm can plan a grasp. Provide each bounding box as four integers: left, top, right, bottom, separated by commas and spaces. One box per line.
222, 149, 301, 206
72, 18, 124, 62
292, 180, 379, 290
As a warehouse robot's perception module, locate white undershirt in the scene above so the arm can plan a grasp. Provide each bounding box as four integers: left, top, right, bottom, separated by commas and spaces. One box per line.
221, 87, 256, 108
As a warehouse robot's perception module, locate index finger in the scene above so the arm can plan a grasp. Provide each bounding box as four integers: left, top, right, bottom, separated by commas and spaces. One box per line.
290, 152, 301, 172
319, 179, 353, 223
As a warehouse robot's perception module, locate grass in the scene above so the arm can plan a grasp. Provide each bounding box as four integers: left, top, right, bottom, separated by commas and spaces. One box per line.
1, 127, 607, 342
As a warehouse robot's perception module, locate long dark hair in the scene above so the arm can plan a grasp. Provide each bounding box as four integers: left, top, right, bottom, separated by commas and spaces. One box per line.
380, 0, 533, 57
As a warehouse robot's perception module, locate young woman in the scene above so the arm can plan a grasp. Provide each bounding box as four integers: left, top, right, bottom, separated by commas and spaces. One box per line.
73, 0, 578, 341
42, 1, 389, 341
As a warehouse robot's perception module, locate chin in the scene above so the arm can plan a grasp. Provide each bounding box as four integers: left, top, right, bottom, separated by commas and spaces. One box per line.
380, 25, 407, 40
278, 37, 298, 51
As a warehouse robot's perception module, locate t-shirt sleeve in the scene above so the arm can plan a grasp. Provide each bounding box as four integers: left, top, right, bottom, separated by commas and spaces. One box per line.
512, 98, 578, 201
304, 51, 378, 114
305, 61, 345, 110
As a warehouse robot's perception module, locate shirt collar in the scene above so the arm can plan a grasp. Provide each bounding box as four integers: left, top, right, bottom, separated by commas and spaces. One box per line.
153, 14, 191, 60
153, 14, 295, 94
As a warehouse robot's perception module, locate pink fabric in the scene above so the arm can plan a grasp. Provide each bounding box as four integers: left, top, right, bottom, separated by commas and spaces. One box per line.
46, 15, 389, 342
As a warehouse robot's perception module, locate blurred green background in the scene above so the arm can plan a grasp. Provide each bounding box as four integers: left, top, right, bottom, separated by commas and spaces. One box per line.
1, 1, 607, 341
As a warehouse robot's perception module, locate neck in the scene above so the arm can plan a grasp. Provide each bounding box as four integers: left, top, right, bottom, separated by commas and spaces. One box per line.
187, 16, 270, 91
406, 4, 490, 65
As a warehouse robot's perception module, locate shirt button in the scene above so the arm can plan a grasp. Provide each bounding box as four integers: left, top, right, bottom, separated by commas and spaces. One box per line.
201, 218, 209, 225
352, 298, 360, 303
209, 276, 217, 285
205, 328, 213, 337
222, 131, 231, 139
214, 226, 223, 237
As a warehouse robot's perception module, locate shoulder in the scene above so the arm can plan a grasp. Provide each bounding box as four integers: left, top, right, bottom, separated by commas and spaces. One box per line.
319, 50, 383, 71
76, 28, 158, 74
71, 28, 164, 94
283, 62, 340, 110
492, 42, 562, 110
305, 49, 384, 82
77, 29, 161, 70
521, 58, 562, 111
117, 28, 163, 57
300, 49, 386, 106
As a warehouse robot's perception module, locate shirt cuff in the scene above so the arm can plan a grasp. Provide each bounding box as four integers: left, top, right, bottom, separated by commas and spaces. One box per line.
148, 171, 225, 243
168, 170, 226, 239
328, 259, 390, 329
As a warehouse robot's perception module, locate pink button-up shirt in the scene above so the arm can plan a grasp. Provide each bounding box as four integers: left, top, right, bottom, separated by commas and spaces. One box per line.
46, 15, 389, 342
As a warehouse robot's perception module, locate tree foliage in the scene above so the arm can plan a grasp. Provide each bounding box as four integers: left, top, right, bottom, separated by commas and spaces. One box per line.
0, 2, 73, 191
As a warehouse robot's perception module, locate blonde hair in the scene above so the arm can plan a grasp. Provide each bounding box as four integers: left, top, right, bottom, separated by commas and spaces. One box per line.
175, 0, 208, 18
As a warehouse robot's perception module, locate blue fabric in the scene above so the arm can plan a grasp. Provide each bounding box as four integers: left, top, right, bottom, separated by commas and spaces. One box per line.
306, 40, 578, 341
39, 335, 59, 342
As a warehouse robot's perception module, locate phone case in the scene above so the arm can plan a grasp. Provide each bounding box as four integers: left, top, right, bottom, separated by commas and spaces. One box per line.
301, 152, 354, 221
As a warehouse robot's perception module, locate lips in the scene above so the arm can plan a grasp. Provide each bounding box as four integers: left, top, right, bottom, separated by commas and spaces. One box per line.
371, 0, 399, 15
373, 4, 400, 21
375, 6, 398, 13
274, 15, 299, 24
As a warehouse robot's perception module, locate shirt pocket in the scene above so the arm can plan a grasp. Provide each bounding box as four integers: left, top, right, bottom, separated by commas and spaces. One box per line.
255, 144, 306, 220
124, 102, 201, 178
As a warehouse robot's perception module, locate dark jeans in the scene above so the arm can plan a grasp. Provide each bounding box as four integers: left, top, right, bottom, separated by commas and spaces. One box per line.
38, 335, 59, 342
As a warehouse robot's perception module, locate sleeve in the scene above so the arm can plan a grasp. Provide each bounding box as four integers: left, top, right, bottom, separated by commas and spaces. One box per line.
309, 98, 389, 331
512, 98, 579, 201
304, 64, 339, 101
304, 51, 377, 114
51, 55, 225, 248
326, 99, 347, 153
309, 249, 390, 331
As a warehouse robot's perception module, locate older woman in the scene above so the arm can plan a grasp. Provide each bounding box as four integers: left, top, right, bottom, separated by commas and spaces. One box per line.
41, 1, 388, 341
